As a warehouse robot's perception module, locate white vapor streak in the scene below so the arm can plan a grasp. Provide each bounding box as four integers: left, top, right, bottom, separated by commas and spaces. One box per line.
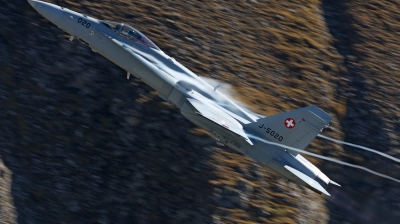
194, 76, 400, 183
248, 135, 400, 184
317, 134, 400, 163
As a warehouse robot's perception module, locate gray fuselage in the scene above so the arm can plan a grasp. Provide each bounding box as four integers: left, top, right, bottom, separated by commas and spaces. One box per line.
28, 0, 333, 195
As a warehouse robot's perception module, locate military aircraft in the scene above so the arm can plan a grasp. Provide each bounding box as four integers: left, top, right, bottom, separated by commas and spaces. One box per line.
28, 0, 340, 196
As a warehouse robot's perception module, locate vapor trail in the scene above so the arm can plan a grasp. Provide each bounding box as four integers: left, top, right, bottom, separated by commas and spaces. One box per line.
248, 135, 400, 184
317, 134, 400, 163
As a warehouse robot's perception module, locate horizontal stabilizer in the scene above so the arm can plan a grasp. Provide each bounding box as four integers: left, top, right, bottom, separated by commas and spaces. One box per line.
284, 165, 331, 196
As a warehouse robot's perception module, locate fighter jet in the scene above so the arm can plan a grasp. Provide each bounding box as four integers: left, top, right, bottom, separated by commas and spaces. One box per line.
28, 0, 340, 196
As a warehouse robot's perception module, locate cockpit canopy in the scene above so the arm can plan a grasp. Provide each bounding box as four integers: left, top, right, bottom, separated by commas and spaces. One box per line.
100, 20, 160, 50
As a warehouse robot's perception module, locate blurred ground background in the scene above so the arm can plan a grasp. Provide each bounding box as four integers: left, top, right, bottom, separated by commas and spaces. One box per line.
0, 0, 399, 223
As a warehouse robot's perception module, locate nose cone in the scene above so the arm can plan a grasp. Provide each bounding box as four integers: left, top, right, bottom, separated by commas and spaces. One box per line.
28, 0, 42, 10
28, 0, 62, 24
28, 0, 37, 7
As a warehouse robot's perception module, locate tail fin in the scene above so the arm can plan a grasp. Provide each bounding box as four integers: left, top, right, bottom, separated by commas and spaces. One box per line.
244, 105, 332, 155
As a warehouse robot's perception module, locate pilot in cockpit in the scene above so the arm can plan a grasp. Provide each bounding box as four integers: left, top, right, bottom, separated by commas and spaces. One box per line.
101, 21, 160, 50
128, 30, 141, 41
113, 24, 121, 33
128, 30, 136, 39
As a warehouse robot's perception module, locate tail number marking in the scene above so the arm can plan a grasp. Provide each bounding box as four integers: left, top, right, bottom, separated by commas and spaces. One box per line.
77, 18, 91, 28
258, 124, 283, 141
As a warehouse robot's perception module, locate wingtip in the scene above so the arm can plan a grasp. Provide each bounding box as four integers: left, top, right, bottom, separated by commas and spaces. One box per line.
322, 192, 331, 197
330, 180, 341, 187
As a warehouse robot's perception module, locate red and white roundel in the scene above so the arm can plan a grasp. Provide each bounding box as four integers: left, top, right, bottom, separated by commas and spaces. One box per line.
284, 118, 296, 129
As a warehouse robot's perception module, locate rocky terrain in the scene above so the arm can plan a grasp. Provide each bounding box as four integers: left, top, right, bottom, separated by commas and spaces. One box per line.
0, 0, 399, 223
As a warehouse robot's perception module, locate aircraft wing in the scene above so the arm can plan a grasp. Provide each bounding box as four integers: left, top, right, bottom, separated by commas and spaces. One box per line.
98, 30, 252, 144
185, 98, 253, 145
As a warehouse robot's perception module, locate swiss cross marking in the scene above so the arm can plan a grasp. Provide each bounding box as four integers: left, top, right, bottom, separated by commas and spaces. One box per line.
285, 118, 295, 129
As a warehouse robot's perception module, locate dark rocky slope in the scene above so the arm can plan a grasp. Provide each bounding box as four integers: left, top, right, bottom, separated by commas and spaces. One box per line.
0, 0, 399, 223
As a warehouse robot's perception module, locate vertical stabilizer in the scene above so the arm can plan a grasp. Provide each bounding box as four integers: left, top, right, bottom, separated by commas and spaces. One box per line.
244, 105, 332, 155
